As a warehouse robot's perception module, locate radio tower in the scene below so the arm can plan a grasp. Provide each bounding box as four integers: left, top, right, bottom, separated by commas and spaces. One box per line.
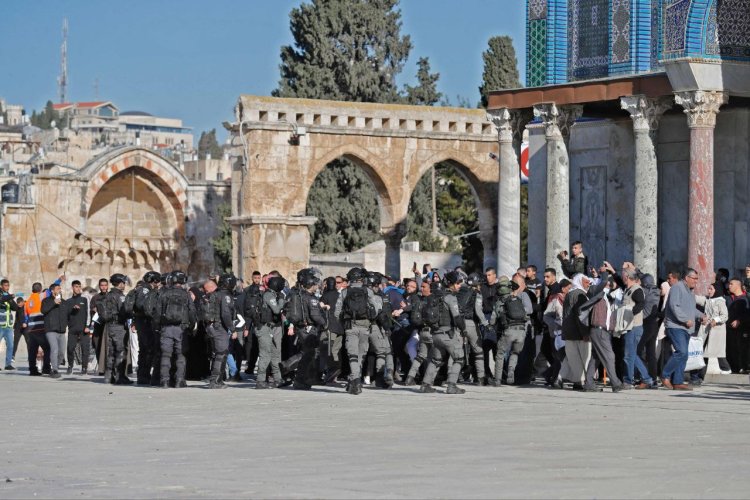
57, 18, 68, 104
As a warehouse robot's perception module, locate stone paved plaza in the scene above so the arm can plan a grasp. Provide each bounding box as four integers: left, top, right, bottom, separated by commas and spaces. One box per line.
1, 368, 748, 499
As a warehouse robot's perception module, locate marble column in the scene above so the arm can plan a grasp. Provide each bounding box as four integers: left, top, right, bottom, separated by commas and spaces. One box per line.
487, 108, 531, 277
620, 95, 672, 278
533, 103, 582, 275
674, 90, 727, 294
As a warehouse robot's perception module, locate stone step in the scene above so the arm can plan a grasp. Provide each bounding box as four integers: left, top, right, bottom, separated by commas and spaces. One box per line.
703, 373, 748, 385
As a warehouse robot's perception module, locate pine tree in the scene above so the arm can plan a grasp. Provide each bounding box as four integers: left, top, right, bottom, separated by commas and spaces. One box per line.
478, 36, 522, 108
274, 0, 411, 103
198, 129, 222, 159
210, 203, 233, 273
404, 57, 442, 106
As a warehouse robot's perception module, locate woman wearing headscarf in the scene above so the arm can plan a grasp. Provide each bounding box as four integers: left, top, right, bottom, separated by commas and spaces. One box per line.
698, 282, 731, 375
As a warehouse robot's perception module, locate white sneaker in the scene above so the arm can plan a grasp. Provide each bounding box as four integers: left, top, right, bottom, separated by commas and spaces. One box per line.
720, 370, 732, 375
363, 375, 371, 385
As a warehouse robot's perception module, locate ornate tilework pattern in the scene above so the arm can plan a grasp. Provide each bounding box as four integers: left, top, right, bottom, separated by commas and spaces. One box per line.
611, 0, 632, 63
569, 0, 610, 80
529, 0, 548, 20
548, 0, 569, 83
528, 18, 549, 86
704, 1, 719, 55
716, 0, 750, 59
663, 0, 690, 55
651, 0, 664, 68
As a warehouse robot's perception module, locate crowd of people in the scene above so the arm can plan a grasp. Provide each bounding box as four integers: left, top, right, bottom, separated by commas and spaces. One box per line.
1, 240, 749, 394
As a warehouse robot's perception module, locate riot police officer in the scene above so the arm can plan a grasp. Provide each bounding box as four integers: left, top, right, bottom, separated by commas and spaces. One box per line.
102, 273, 132, 385
369, 272, 395, 389
290, 271, 327, 390
202, 274, 237, 389
420, 271, 466, 395
153, 271, 196, 388
127, 270, 161, 385
456, 272, 489, 385
255, 275, 286, 389
334, 267, 381, 395
404, 280, 432, 386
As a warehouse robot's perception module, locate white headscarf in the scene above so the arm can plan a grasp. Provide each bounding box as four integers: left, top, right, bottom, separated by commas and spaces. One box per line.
571, 273, 587, 291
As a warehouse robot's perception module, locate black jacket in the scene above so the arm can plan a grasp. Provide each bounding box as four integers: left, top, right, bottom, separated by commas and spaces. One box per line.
41, 295, 67, 333
320, 289, 343, 334
65, 294, 90, 332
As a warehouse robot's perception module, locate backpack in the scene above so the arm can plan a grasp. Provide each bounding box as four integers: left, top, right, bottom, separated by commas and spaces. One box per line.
162, 289, 189, 326
503, 294, 528, 323
376, 293, 393, 330
422, 293, 450, 329
122, 289, 138, 318
98, 292, 122, 323
243, 288, 263, 326
343, 287, 374, 321
456, 286, 476, 320
259, 291, 282, 325
284, 288, 308, 326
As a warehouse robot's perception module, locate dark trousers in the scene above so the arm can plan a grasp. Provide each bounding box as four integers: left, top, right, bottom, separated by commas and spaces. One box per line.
160, 325, 185, 384
390, 326, 411, 377
105, 324, 128, 381
92, 322, 106, 373
13, 328, 26, 359
319, 330, 343, 377
481, 325, 498, 380
207, 324, 228, 382
244, 330, 260, 374
639, 318, 660, 380
726, 329, 749, 372
27, 331, 51, 374
294, 328, 320, 385
67, 330, 91, 370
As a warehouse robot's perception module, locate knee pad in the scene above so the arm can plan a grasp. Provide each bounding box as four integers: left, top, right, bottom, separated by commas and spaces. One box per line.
348, 354, 359, 364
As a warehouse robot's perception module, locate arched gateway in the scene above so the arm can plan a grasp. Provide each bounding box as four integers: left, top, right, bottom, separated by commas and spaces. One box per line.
227, 96, 518, 279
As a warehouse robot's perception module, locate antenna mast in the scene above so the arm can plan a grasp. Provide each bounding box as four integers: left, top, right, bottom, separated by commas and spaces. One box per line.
57, 18, 68, 103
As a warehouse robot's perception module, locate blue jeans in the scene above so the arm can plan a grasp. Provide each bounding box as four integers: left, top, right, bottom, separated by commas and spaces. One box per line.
623, 325, 652, 385
662, 327, 690, 385
226, 353, 238, 377
0, 326, 13, 366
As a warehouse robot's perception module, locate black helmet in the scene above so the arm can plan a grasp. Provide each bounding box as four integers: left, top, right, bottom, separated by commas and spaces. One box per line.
218, 273, 237, 291
297, 268, 315, 285
443, 271, 463, 286
171, 270, 188, 285
267, 276, 286, 293
299, 273, 319, 289
160, 273, 170, 286
109, 273, 128, 286
142, 271, 161, 284
346, 267, 367, 282
466, 272, 483, 287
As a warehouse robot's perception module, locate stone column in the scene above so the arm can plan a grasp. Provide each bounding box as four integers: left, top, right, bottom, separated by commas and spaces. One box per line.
382, 222, 407, 279
674, 90, 727, 294
533, 103, 582, 275
487, 108, 531, 277
620, 95, 672, 278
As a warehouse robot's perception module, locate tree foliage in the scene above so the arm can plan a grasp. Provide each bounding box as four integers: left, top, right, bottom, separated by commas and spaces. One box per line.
274, 0, 411, 103
306, 160, 381, 253
198, 129, 222, 159
478, 36, 522, 108
404, 57, 442, 106
210, 202, 233, 273
30, 100, 62, 130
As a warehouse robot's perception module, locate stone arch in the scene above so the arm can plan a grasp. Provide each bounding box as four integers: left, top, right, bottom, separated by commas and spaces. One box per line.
304, 144, 398, 231
79, 146, 188, 229
411, 150, 498, 268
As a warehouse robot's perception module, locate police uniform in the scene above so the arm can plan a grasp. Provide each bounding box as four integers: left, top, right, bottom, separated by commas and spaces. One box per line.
204, 288, 235, 388
371, 289, 395, 388
154, 283, 196, 388
103, 287, 130, 384
421, 290, 466, 393
456, 284, 487, 383
254, 289, 286, 388
130, 282, 157, 384
292, 288, 327, 389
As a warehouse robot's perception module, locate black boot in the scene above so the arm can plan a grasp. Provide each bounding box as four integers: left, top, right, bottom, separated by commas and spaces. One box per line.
255, 381, 269, 390
403, 376, 416, 386
446, 383, 466, 394
419, 384, 435, 393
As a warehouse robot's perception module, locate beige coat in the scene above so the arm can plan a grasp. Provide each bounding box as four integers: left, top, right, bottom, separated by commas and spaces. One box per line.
698, 296, 728, 358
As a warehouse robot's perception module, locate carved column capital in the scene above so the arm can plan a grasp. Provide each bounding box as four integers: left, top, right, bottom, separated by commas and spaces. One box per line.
621, 95, 673, 133
674, 90, 727, 128
533, 103, 582, 142
487, 108, 532, 148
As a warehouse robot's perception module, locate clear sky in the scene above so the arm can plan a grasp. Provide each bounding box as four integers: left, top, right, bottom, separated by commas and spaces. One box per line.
1, 0, 526, 140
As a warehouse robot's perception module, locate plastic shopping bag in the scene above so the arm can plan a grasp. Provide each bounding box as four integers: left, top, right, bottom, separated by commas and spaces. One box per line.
685, 335, 706, 372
